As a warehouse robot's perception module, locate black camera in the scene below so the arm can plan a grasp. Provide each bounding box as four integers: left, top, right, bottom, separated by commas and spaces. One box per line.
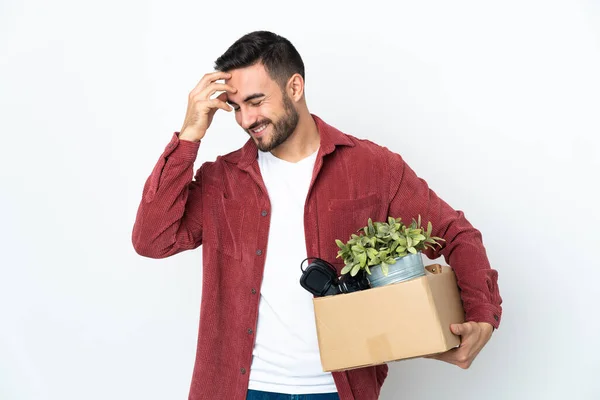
299, 257, 371, 297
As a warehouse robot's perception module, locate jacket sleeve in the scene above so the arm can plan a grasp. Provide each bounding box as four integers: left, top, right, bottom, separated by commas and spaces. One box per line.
386, 151, 503, 329
132, 132, 204, 259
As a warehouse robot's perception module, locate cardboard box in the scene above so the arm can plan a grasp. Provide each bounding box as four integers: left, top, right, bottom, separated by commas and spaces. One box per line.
313, 265, 465, 372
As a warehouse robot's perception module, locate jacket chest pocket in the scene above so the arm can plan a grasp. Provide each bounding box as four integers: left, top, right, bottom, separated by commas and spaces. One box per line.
203, 184, 245, 261
324, 192, 383, 266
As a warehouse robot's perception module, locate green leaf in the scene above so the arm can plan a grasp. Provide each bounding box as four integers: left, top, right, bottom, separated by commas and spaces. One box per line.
365, 265, 371, 275
396, 246, 406, 253
351, 245, 364, 254
427, 221, 432, 236
407, 236, 413, 248
351, 264, 361, 276
335, 239, 345, 249
408, 246, 417, 254
358, 252, 367, 267
341, 264, 353, 275
381, 262, 389, 276
414, 234, 426, 241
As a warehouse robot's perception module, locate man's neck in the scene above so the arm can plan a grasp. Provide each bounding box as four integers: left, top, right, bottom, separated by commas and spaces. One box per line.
270, 111, 320, 163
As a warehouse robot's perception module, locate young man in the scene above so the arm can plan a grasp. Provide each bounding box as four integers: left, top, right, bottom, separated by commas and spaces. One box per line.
132, 31, 502, 400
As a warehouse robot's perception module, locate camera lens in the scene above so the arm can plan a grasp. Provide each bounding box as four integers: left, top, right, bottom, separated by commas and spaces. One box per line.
337, 269, 371, 294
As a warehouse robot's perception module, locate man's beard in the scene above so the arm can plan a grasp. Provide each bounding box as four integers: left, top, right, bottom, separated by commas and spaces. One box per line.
248, 94, 299, 152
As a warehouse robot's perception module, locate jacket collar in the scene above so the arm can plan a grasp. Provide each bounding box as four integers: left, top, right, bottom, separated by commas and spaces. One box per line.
227, 114, 355, 170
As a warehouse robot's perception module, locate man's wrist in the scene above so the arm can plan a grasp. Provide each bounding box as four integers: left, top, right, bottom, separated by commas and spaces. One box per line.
178, 129, 205, 143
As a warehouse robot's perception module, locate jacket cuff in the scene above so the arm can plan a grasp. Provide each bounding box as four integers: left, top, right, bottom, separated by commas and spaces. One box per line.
465, 304, 502, 329
161, 132, 200, 162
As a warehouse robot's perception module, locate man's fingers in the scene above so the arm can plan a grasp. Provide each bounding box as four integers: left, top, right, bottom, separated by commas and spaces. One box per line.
426, 347, 473, 369
200, 83, 237, 100
451, 323, 465, 335
423, 353, 444, 360
191, 71, 232, 96
428, 348, 458, 363
453, 323, 480, 351
208, 98, 233, 112
200, 70, 232, 86
450, 347, 474, 369
450, 324, 461, 335
425, 322, 491, 370
451, 322, 475, 336
216, 92, 229, 103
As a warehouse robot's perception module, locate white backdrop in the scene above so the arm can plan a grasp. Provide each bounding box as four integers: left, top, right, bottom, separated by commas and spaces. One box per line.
1, 0, 599, 399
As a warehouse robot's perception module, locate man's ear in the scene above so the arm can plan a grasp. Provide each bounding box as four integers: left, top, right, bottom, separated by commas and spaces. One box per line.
287, 73, 304, 102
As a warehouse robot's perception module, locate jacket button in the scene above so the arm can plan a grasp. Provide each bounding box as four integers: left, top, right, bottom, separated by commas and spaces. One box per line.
240, 367, 246, 374
261, 210, 268, 217
251, 288, 257, 294
256, 249, 262, 256
247, 328, 253, 335
494, 314, 499, 321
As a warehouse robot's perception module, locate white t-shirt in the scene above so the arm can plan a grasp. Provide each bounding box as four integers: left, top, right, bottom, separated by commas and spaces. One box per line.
248, 147, 336, 394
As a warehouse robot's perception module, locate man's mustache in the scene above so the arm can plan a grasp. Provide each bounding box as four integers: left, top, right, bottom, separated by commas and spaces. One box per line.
248, 119, 272, 131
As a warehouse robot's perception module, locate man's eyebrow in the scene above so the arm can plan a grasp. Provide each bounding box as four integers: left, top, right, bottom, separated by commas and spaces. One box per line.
227, 93, 266, 106
243, 93, 265, 102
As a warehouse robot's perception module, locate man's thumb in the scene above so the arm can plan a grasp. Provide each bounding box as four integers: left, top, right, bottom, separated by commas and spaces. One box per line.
450, 324, 463, 335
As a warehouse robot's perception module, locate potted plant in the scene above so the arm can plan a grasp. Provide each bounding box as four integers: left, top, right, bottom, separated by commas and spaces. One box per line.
335, 216, 445, 287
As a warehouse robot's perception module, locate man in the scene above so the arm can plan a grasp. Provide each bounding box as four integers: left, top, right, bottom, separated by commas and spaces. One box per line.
132, 31, 502, 400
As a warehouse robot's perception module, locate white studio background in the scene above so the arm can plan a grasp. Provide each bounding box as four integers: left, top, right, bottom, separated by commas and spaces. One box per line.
1, 1, 599, 399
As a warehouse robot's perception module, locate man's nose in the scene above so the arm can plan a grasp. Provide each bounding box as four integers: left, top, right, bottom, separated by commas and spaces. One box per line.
241, 107, 260, 130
